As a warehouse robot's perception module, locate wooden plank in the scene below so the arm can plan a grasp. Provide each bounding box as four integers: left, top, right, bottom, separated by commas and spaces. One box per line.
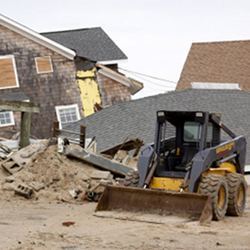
79, 125, 86, 148
65, 147, 132, 176
52, 121, 60, 137
19, 112, 31, 148
0, 100, 39, 113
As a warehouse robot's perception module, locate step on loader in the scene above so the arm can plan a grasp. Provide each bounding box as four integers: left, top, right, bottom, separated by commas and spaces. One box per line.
96, 111, 248, 223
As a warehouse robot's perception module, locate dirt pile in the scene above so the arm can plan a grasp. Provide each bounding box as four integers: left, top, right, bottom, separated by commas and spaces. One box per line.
0, 143, 114, 203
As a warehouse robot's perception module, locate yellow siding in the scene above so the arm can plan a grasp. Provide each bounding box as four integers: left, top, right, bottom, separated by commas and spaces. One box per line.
77, 70, 95, 78
77, 69, 101, 117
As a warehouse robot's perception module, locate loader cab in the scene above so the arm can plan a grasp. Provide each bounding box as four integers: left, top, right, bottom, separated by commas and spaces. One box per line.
155, 111, 221, 178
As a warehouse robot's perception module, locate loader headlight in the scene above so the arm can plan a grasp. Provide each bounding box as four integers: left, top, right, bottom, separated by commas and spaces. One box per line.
157, 111, 166, 122
196, 112, 203, 117
157, 111, 165, 117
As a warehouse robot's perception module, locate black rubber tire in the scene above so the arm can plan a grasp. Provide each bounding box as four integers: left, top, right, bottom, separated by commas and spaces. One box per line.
123, 170, 139, 187
199, 174, 229, 221
226, 173, 247, 216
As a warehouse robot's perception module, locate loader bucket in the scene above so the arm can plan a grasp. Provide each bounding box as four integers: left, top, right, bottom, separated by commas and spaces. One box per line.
96, 185, 212, 223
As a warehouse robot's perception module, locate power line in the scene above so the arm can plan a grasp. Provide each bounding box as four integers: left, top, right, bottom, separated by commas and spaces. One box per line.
119, 68, 176, 89
132, 73, 175, 91
119, 67, 177, 85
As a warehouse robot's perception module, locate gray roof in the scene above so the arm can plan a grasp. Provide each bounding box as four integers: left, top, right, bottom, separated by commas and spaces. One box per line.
41, 28, 127, 61
66, 89, 250, 164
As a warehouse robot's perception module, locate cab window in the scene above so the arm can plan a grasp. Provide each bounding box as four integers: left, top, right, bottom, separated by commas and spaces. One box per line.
184, 122, 201, 142
184, 121, 213, 143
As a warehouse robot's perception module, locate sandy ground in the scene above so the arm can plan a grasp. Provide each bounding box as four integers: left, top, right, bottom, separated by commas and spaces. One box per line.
0, 189, 250, 250
1, 145, 250, 249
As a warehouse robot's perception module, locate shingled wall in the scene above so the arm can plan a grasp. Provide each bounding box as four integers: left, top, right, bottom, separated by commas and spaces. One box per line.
97, 72, 131, 108
0, 25, 82, 138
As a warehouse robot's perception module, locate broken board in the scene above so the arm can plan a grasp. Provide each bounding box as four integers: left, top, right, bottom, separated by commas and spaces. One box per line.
65, 147, 132, 176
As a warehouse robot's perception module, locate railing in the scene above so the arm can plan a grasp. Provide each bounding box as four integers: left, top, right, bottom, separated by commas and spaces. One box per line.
52, 121, 85, 148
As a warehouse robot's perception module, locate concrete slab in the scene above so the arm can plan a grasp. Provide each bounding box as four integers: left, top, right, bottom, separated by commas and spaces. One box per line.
90, 170, 113, 180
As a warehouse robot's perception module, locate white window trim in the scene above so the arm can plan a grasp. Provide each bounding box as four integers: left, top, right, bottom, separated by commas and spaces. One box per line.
55, 104, 80, 129
0, 55, 19, 90
0, 111, 15, 127
35, 56, 54, 74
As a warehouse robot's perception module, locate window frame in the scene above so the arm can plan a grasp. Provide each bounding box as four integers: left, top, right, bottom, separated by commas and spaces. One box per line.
0, 55, 19, 90
0, 111, 15, 127
55, 104, 80, 129
35, 56, 54, 74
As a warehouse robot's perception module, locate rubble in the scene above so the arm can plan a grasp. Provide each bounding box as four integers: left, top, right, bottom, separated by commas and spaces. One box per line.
0, 140, 19, 160
14, 183, 33, 199
0, 142, 11, 154
62, 221, 75, 227
101, 138, 143, 169
0, 139, 133, 203
86, 179, 113, 202
28, 181, 45, 192
90, 170, 113, 180
1, 140, 48, 174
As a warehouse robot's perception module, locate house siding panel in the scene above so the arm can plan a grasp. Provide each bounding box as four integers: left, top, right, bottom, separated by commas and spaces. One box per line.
0, 24, 82, 138
97, 72, 131, 107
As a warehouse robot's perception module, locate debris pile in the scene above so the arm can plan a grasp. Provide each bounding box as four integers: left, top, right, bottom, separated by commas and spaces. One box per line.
0, 142, 117, 203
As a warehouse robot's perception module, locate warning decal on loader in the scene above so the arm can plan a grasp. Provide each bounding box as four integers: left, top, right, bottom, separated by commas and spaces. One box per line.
216, 142, 235, 155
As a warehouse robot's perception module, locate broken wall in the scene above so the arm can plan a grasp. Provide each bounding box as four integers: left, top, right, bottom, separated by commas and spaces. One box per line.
75, 59, 132, 117
76, 68, 101, 117
97, 72, 131, 108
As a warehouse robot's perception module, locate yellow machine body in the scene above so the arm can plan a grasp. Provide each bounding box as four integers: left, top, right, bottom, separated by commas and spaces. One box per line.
149, 162, 237, 192
150, 177, 183, 191
204, 162, 236, 176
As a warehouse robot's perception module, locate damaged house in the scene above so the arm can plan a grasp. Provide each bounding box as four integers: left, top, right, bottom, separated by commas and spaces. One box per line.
66, 38, 250, 166
42, 28, 142, 116
0, 14, 143, 139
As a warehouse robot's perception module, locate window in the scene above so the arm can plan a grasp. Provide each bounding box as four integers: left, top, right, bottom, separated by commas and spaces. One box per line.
184, 122, 213, 143
184, 122, 202, 142
0, 55, 19, 89
35, 56, 53, 74
55, 104, 80, 128
0, 111, 15, 127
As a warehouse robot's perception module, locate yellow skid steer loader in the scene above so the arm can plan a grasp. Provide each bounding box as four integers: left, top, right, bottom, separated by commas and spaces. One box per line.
96, 111, 247, 222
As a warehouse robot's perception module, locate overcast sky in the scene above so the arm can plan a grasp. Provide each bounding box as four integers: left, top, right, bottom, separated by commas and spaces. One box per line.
2, 0, 250, 98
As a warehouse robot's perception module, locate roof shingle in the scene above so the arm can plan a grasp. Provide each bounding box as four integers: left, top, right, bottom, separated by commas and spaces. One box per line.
177, 40, 250, 90
41, 27, 127, 61
66, 89, 250, 164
